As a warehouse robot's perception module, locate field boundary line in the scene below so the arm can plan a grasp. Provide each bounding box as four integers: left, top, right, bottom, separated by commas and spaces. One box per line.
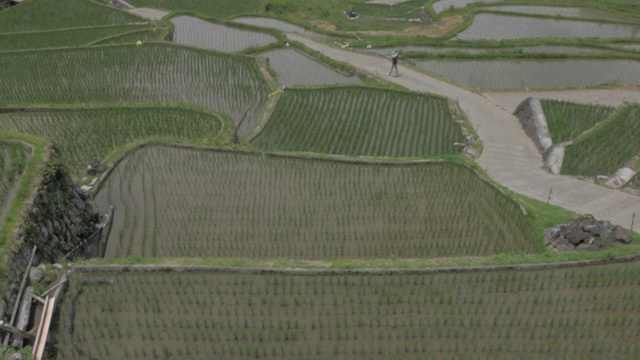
0, 23, 150, 36
73, 253, 640, 274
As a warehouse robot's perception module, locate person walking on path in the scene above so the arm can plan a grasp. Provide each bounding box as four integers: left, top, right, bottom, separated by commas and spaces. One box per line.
388, 51, 399, 76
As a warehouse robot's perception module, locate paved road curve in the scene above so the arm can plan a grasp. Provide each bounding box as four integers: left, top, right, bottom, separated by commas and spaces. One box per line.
287, 33, 640, 229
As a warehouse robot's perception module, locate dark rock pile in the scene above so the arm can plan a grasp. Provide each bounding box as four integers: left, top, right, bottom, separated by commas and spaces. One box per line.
544, 215, 633, 252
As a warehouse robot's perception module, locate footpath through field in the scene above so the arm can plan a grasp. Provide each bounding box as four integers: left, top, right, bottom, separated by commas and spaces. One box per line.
287, 33, 640, 229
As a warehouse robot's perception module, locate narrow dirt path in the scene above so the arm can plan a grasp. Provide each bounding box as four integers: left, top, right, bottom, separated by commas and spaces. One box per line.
287, 33, 640, 229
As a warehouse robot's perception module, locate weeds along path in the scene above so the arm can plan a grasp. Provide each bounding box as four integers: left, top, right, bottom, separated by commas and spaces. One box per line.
286, 33, 640, 230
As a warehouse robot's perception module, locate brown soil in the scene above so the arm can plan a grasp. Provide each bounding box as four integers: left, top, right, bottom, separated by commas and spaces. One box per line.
309, 20, 338, 33
357, 14, 465, 38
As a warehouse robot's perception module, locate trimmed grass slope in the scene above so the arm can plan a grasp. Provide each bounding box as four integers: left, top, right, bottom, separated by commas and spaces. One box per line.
562, 105, 640, 176
0, 44, 269, 135
0, 106, 228, 179
127, 0, 261, 19
95, 146, 538, 259
541, 99, 615, 143
251, 87, 463, 158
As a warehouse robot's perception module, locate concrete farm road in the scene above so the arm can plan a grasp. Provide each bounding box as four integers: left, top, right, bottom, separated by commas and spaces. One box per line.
286, 33, 640, 229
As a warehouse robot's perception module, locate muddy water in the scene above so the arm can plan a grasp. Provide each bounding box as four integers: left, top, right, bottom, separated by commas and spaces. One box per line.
456, 14, 640, 40
261, 48, 361, 86
415, 59, 640, 90
488, 5, 637, 22
171, 16, 277, 53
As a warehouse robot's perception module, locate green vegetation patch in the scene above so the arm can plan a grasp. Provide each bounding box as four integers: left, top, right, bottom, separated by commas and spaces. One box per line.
0, 43, 269, 135
0, 0, 146, 33
95, 146, 538, 259
58, 261, 640, 359
0, 141, 28, 214
127, 0, 261, 19
0, 106, 228, 179
252, 87, 463, 157
0, 25, 150, 52
562, 105, 640, 176
541, 99, 615, 143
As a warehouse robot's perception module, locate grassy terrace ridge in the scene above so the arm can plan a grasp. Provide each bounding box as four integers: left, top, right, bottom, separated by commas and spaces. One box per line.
562, 104, 640, 176
0, 141, 28, 202
57, 260, 640, 359
0, 0, 147, 33
0, 105, 231, 180
541, 99, 615, 143
0, 132, 47, 269
0, 43, 270, 135
94, 145, 539, 259
250, 86, 463, 158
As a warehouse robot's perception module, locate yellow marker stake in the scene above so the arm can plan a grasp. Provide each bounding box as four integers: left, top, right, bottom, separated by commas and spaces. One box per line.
136, 40, 143, 47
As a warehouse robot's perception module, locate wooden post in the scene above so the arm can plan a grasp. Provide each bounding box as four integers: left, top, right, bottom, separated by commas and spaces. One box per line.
4, 246, 37, 346
32, 296, 55, 360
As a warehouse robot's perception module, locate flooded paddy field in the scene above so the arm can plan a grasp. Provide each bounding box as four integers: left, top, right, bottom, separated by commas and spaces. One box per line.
432, 0, 500, 13
171, 16, 277, 53
414, 59, 640, 90
260, 48, 361, 86
487, 5, 638, 22
456, 14, 640, 40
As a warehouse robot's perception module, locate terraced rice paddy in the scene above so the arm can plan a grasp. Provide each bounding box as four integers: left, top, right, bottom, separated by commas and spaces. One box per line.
251, 87, 461, 157
0, 44, 269, 135
233, 17, 320, 37
456, 14, 640, 40
0, 107, 226, 178
562, 105, 640, 177
0, 25, 151, 51
93, 28, 167, 45
0, 141, 29, 229
260, 48, 361, 86
0, 0, 146, 33
94, 146, 537, 259
414, 59, 640, 90
57, 261, 640, 359
487, 5, 638, 22
361, 46, 485, 56
171, 16, 277, 53
540, 100, 614, 143
432, 0, 500, 13
127, 0, 261, 19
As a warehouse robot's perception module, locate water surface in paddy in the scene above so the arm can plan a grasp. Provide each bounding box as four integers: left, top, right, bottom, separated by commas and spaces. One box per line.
171, 16, 276, 53
433, 0, 500, 13
456, 14, 640, 40
487, 5, 638, 22
414, 59, 640, 90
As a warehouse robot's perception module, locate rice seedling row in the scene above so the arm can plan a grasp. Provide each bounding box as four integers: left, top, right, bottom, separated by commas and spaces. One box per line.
540, 99, 615, 143
0, 106, 226, 179
413, 59, 640, 90
562, 104, 640, 176
455, 14, 640, 40
259, 48, 362, 87
171, 16, 277, 53
94, 145, 537, 259
56, 261, 640, 359
0, 44, 269, 135
92, 28, 168, 46
0, 25, 150, 52
0, 0, 146, 33
251, 87, 461, 157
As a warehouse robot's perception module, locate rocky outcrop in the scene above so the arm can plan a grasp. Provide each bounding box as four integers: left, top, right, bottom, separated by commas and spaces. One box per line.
544, 215, 633, 253
2, 150, 99, 319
